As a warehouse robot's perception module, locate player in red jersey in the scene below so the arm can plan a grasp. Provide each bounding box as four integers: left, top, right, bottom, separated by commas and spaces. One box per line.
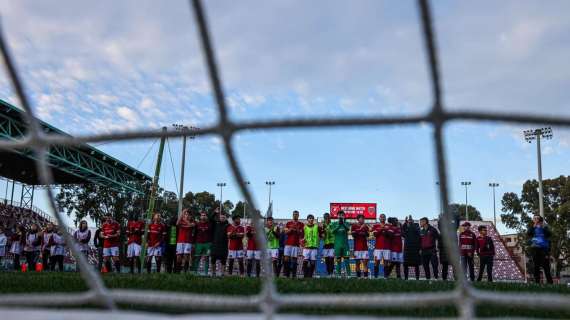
227, 215, 245, 276
283, 210, 304, 278
176, 209, 194, 273
126, 213, 145, 273
194, 211, 213, 275
384, 217, 403, 278
372, 214, 391, 278
459, 221, 477, 281
351, 214, 370, 278
101, 214, 121, 273
245, 223, 261, 277
146, 213, 167, 273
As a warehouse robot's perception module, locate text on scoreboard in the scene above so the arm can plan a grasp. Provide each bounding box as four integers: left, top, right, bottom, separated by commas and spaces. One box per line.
329, 203, 377, 219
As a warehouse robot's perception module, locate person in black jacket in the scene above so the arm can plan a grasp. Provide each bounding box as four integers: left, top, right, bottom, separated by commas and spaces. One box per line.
93, 225, 103, 271
437, 218, 451, 280
164, 216, 178, 273
402, 215, 421, 280
210, 212, 229, 277
420, 217, 440, 280
527, 215, 553, 284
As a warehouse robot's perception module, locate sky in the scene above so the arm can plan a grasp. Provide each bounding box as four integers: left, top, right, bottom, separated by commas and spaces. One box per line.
0, 0, 570, 234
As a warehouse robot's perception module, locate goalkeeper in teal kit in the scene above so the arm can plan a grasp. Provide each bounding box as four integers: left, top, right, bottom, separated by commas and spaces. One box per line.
330, 210, 351, 277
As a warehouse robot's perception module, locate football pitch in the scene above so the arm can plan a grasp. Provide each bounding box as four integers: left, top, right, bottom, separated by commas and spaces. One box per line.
1, 273, 569, 318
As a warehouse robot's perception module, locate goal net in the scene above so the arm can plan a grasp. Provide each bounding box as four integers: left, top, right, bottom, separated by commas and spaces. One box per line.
0, 0, 569, 319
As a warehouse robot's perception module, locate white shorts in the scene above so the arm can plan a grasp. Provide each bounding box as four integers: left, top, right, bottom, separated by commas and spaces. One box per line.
0, 246, 6, 257
284, 245, 300, 257
374, 249, 391, 261
267, 248, 279, 259
176, 243, 192, 255
147, 246, 162, 257
103, 247, 119, 257
302, 248, 318, 261
354, 250, 369, 260
391, 252, 404, 263
246, 250, 261, 260
322, 248, 334, 257
127, 243, 141, 258
228, 250, 244, 259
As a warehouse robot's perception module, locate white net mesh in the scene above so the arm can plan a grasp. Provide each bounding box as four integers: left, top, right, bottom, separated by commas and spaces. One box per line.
0, 0, 569, 319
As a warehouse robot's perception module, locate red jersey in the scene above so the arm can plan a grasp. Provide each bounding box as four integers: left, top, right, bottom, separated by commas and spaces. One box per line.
372, 223, 391, 250
102, 221, 120, 248
246, 225, 257, 250
126, 220, 144, 245
195, 221, 212, 243
476, 235, 495, 256
147, 223, 166, 247
459, 230, 477, 256
351, 223, 369, 251
177, 222, 194, 244
285, 220, 304, 246
389, 225, 403, 253
227, 223, 245, 251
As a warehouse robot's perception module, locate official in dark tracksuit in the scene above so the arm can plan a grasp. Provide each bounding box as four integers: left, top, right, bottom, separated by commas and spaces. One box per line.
419, 217, 439, 280
476, 225, 495, 282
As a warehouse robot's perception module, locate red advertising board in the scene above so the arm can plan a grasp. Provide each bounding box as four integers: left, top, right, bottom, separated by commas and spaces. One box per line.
330, 203, 377, 219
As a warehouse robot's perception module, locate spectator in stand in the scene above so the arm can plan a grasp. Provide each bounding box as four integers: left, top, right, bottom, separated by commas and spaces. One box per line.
41, 223, 54, 271
476, 225, 495, 282
437, 218, 451, 281
527, 215, 553, 284
49, 227, 65, 271
211, 212, 229, 277
93, 224, 103, 271
0, 226, 6, 269
101, 214, 121, 273
126, 213, 145, 274
146, 213, 167, 273
372, 214, 391, 278
10, 224, 25, 270
459, 222, 477, 281
402, 215, 421, 280
419, 217, 439, 280
24, 223, 42, 271
164, 216, 178, 273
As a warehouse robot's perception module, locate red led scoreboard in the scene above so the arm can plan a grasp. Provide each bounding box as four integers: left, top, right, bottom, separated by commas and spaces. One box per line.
330, 203, 377, 220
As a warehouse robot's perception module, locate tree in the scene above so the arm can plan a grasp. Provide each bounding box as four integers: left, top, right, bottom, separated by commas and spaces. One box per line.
231, 201, 261, 219
447, 203, 482, 221
500, 176, 570, 277
55, 184, 145, 226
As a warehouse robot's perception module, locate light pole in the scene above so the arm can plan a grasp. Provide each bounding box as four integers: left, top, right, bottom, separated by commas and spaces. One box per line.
524, 127, 553, 218
461, 181, 471, 220
243, 181, 250, 219
217, 182, 226, 214
265, 181, 275, 208
172, 124, 199, 218
436, 181, 444, 215
489, 182, 499, 226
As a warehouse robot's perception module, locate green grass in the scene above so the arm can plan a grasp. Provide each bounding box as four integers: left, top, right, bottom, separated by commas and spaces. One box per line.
1, 272, 569, 318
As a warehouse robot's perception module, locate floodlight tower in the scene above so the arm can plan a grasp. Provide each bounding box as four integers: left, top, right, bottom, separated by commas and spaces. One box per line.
172, 124, 199, 218
217, 182, 226, 214
489, 182, 499, 226
461, 181, 472, 220
524, 127, 553, 218
265, 181, 275, 208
